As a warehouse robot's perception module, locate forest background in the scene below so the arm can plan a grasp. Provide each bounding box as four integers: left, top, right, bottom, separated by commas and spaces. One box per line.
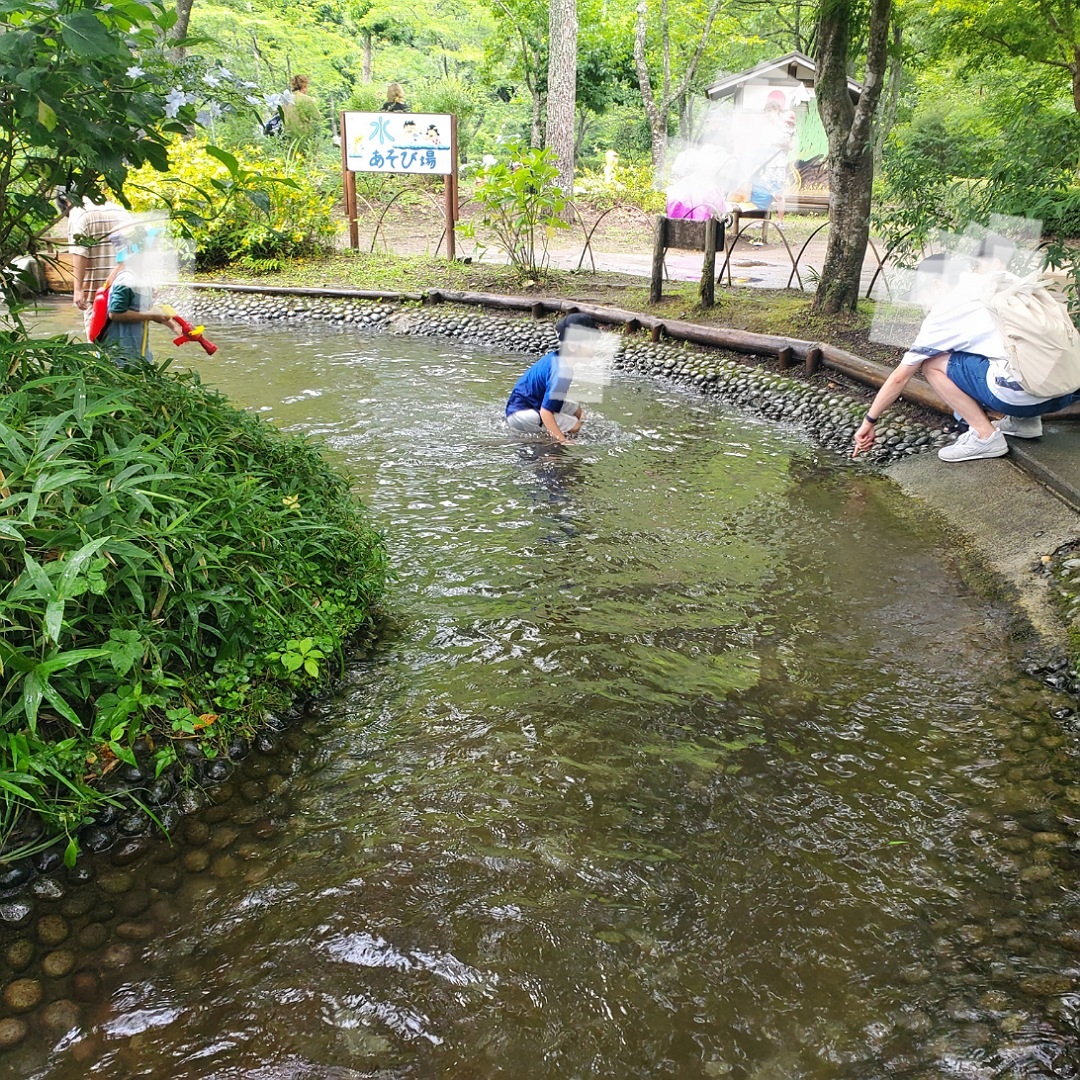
7, 0, 1075, 306
137, 0, 1080, 293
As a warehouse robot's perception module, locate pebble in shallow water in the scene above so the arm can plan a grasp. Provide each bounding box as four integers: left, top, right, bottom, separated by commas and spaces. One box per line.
3, 977, 43, 1012
77, 922, 108, 950
40, 999, 80, 1033
70, 968, 102, 1002
5, 939, 34, 972
35, 914, 69, 947
183, 849, 210, 873
0, 1017, 28, 1050
97, 871, 135, 896
41, 948, 77, 978
182, 819, 211, 846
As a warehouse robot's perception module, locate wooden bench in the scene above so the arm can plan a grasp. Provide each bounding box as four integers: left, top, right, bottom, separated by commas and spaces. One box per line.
650, 215, 725, 307
785, 192, 831, 214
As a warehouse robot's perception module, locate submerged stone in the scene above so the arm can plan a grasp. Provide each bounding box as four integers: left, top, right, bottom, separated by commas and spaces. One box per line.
0, 1018, 28, 1051
36, 914, 69, 946
70, 969, 102, 1002
41, 948, 77, 978
40, 999, 80, 1032
5, 939, 33, 972
3, 977, 43, 1012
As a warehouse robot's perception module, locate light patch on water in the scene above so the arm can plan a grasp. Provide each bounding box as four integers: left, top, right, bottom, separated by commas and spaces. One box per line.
102, 1005, 184, 1038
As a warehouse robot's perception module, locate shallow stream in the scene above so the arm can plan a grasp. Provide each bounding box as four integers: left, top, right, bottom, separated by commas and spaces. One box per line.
6, 308, 1080, 1078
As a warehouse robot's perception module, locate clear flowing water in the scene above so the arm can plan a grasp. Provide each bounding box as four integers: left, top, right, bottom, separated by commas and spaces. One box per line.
9, 305, 1080, 1078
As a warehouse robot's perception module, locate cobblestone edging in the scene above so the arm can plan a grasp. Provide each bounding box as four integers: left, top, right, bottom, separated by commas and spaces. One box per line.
180, 288, 956, 467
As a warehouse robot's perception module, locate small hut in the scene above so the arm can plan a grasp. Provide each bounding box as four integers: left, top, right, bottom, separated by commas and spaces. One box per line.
704, 51, 861, 211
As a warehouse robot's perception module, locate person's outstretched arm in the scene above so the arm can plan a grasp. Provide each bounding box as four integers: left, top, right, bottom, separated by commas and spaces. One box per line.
539, 407, 570, 443
852, 361, 924, 457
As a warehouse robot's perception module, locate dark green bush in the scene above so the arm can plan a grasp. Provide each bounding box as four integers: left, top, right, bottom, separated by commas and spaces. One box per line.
0, 338, 388, 858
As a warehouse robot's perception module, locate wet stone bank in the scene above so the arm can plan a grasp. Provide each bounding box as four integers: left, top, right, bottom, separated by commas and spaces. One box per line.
0, 703, 320, 1058
180, 287, 955, 466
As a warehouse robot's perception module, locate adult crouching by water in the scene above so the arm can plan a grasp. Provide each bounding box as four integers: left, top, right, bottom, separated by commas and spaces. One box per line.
853, 237, 1080, 463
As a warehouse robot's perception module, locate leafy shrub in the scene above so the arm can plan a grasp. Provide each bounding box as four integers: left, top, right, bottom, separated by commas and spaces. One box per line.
0, 338, 388, 857
573, 161, 665, 214
411, 76, 482, 159
877, 90, 1080, 274
123, 138, 339, 269
467, 144, 568, 277
342, 85, 383, 114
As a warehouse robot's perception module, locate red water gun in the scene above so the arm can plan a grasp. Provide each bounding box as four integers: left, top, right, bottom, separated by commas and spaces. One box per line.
159, 305, 218, 356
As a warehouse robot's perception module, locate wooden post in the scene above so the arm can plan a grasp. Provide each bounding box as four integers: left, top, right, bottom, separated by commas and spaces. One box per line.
650, 216, 666, 304
699, 217, 717, 308
805, 345, 823, 376
445, 114, 458, 262
650, 323, 664, 343
778, 346, 794, 370
341, 112, 358, 251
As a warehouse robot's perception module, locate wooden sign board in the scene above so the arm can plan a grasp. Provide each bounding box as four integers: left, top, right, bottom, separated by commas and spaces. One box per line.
342, 112, 455, 175
340, 111, 458, 259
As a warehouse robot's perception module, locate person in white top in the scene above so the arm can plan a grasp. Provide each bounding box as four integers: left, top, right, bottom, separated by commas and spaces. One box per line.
57, 191, 131, 340
853, 236, 1079, 462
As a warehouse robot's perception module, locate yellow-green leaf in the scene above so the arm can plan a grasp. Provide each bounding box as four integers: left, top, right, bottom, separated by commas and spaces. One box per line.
38, 99, 57, 131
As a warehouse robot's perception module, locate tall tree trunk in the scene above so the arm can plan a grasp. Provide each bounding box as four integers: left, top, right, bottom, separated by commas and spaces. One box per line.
872, 21, 903, 174
169, 0, 195, 61
531, 91, 544, 148
363, 34, 372, 84
634, 0, 724, 173
812, 0, 892, 315
634, 0, 669, 172
546, 0, 578, 207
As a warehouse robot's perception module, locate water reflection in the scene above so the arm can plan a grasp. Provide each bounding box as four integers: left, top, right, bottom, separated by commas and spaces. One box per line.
7, 304, 1080, 1079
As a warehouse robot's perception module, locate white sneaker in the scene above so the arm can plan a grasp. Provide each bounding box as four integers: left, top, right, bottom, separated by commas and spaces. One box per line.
937, 427, 1009, 462
993, 415, 1043, 438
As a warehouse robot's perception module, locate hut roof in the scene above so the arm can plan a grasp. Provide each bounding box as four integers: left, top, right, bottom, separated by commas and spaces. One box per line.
705, 50, 862, 104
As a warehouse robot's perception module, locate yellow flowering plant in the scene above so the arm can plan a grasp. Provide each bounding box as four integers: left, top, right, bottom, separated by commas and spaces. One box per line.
123, 137, 339, 268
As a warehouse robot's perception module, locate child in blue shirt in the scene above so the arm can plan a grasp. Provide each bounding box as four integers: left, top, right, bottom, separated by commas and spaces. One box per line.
98, 226, 179, 368
506, 314, 599, 443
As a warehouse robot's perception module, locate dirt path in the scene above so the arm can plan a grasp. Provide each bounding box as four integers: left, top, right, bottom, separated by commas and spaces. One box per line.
351, 197, 888, 297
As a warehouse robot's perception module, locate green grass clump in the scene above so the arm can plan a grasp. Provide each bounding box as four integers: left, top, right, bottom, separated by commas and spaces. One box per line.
0, 337, 388, 860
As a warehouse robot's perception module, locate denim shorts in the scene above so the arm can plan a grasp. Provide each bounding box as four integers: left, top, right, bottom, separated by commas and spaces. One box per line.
946, 351, 1079, 417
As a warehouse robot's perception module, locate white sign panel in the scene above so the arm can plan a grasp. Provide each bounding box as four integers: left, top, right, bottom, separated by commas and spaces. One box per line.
342, 112, 454, 175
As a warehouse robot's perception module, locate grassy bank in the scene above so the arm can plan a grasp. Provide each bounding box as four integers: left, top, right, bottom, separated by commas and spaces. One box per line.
0, 337, 388, 861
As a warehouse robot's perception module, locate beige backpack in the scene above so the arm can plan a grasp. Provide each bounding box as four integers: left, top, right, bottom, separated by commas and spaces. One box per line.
983, 271, 1080, 398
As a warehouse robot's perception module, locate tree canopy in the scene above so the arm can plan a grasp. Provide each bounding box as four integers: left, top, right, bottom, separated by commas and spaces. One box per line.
0, 0, 200, 297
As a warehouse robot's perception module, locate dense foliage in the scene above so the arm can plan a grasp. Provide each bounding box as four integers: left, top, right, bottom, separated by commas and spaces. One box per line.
877, 8, 1080, 282
123, 138, 339, 268
0, 340, 388, 859
0, 0, 199, 298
